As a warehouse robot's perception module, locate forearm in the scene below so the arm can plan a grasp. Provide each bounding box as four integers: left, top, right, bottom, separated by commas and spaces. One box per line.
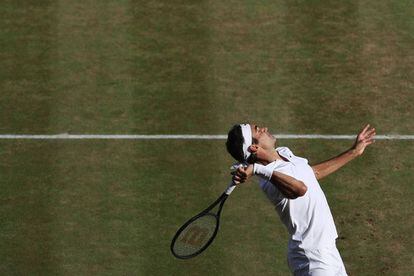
312, 148, 358, 180
269, 171, 307, 199
253, 164, 307, 199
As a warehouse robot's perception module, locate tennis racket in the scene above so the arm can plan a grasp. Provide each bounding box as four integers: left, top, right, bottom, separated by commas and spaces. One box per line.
170, 164, 244, 259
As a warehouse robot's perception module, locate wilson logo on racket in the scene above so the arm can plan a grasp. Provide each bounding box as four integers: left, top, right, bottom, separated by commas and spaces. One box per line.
180, 226, 210, 246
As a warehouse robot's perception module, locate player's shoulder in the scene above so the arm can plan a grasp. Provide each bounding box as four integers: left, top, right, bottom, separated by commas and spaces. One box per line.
276, 146, 294, 158
276, 146, 308, 164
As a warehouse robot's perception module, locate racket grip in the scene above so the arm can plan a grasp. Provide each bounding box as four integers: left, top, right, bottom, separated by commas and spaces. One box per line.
226, 162, 246, 195
225, 181, 236, 195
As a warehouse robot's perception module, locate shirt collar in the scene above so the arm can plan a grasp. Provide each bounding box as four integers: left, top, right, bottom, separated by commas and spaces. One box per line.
276, 147, 293, 161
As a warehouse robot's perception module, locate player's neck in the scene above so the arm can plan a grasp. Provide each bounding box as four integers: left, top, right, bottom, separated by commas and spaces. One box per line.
260, 149, 282, 165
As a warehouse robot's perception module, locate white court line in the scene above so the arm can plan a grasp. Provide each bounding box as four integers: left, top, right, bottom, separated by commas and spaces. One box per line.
0, 134, 413, 140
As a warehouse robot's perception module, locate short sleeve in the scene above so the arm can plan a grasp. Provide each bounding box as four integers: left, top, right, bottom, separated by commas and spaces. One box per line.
273, 160, 295, 177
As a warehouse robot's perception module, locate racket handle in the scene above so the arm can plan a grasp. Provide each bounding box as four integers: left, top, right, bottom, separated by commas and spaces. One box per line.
226, 162, 247, 195
225, 181, 236, 195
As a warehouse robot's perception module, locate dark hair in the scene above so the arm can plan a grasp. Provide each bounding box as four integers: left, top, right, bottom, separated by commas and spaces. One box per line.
226, 124, 257, 164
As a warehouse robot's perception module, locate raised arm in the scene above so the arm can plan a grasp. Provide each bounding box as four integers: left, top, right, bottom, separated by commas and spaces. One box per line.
311, 124, 376, 181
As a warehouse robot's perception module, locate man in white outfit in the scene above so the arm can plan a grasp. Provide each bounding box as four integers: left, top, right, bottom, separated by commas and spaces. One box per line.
226, 123, 376, 275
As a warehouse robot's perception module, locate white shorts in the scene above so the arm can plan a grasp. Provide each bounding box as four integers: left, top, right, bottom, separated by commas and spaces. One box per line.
287, 243, 348, 276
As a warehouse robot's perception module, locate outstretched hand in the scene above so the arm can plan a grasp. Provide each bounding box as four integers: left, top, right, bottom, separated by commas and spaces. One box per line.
352, 124, 376, 156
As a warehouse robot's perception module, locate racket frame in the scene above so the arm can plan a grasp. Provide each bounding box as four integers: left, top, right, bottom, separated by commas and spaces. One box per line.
170, 191, 230, 259
171, 164, 243, 259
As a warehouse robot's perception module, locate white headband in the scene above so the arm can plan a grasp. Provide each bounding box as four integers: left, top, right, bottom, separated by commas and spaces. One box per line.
240, 124, 252, 161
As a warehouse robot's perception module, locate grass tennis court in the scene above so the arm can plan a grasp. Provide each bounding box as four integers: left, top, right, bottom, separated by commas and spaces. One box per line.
0, 0, 413, 275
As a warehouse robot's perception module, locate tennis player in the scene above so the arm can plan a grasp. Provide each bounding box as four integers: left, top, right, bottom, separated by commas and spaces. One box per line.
226, 123, 376, 276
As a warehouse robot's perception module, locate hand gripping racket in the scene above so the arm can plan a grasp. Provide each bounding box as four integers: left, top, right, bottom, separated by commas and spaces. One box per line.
170, 164, 244, 259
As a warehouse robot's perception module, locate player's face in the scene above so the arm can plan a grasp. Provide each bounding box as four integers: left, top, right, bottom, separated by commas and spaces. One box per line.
250, 124, 276, 150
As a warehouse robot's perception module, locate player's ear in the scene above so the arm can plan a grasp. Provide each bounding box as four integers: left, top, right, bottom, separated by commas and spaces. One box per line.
248, 145, 259, 153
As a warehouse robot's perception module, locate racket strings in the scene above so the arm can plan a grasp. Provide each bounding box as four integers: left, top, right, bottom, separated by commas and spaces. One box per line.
172, 214, 218, 257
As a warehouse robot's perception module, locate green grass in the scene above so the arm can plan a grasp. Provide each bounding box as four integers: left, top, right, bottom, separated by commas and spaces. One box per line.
0, 0, 413, 275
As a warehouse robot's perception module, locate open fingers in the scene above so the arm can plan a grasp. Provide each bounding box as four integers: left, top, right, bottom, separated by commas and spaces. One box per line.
361, 124, 370, 134
359, 124, 376, 140
367, 128, 376, 138
362, 129, 375, 139
365, 127, 376, 137
367, 126, 376, 134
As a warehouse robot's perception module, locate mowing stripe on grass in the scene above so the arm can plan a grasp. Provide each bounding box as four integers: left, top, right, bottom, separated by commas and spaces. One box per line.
0, 134, 413, 140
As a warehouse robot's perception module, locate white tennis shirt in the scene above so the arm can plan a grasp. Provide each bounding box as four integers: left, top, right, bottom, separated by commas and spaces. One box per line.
258, 147, 338, 250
